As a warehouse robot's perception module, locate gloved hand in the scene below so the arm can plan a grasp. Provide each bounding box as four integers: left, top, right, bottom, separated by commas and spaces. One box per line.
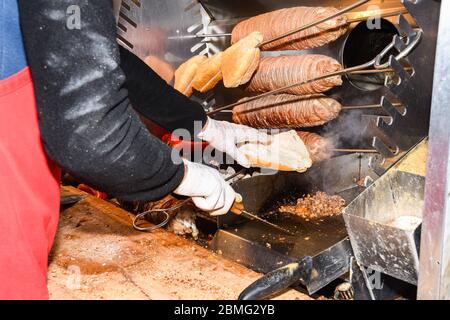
174, 159, 236, 216
197, 117, 272, 168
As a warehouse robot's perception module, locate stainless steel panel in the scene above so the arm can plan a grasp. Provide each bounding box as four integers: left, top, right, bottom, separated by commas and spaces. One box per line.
368, 0, 440, 173
417, 0, 450, 300
113, 0, 206, 67
344, 169, 425, 285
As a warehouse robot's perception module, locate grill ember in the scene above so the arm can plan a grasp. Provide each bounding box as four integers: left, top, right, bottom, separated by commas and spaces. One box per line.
279, 191, 346, 219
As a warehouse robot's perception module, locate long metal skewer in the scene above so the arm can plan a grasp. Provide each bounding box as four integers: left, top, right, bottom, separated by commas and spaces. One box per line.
258, 0, 370, 48
179, 0, 369, 41
207, 61, 376, 116
334, 148, 379, 153
342, 102, 403, 110
215, 101, 402, 112
346, 8, 409, 24
190, 8, 409, 40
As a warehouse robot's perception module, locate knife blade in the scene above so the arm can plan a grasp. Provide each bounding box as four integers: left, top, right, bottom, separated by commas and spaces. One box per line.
230, 196, 294, 235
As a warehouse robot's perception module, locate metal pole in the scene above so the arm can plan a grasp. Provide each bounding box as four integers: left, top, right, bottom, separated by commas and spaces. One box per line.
259, 0, 370, 47
417, 0, 450, 300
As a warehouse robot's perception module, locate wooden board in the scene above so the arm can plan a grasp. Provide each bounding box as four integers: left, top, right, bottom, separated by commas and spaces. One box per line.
48, 186, 311, 300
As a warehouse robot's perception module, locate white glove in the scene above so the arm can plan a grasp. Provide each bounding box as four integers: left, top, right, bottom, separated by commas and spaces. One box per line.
174, 159, 236, 216
197, 117, 272, 168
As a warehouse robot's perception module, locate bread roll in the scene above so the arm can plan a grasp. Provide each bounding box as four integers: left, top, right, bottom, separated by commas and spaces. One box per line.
238, 130, 312, 172
222, 31, 263, 88
192, 52, 224, 93
174, 55, 208, 96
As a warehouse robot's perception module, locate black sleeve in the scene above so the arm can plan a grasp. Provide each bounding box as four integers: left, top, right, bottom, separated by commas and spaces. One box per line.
18, 0, 186, 201
119, 46, 207, 137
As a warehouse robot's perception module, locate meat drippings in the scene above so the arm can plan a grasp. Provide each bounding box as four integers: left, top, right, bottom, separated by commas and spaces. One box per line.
279, 191, 345, 219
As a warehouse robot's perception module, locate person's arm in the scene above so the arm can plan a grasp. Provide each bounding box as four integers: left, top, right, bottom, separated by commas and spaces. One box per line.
120, 47, 274, 168
119, 47, 207, 137
17, 0, 185, 201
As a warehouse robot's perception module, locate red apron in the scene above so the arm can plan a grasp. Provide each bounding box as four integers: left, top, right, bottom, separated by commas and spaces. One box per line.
0, 67, 61, 300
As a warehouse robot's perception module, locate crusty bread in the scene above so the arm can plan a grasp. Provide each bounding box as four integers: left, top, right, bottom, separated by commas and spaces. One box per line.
192, 52, 224, 93
222, 31, 263, 88
174, 55, 208, 96
238, 130, 312, 172
144, 55, 175, 84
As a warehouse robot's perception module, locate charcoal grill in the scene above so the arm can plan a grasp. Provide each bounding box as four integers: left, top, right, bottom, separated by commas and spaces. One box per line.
113, 0, 450, 299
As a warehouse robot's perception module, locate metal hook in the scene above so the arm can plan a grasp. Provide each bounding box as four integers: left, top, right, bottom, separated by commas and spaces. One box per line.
132, 198, 191, 232
374, 30, 423, 69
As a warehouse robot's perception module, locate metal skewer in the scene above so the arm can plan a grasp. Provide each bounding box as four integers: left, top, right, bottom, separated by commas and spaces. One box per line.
207, 66, 383, 116
168, 33, 232, 40
342, 102, 403, 110
207, 65, 368, 115
349, 68, 393, 74
191, 7, 408, 41
232, 195, 294, 235
349, 67, 412, 74
333, 148, 380, 153
346, 8, 409, 24
211, 101, 402, 112
236, 209, 295, 235
259, 0, 370, 48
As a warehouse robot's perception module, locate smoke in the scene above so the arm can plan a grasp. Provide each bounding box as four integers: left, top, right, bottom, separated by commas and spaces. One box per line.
323, 109, 365, 149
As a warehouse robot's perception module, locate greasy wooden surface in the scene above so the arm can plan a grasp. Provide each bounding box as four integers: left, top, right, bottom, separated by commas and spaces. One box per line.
48, 186, 311, 300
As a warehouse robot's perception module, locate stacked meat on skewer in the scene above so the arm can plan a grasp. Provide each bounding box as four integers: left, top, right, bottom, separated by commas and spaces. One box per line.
174, 6, 351, 170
